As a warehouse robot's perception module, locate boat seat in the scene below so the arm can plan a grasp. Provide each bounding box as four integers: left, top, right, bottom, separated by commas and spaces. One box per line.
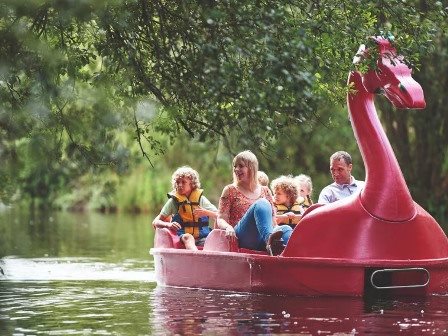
154, 228, 184, 249
203, 229, 239, 252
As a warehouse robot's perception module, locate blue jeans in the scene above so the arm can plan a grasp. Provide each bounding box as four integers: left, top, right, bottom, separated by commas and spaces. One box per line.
274, 225, 293, 244
234, 198, 293, 251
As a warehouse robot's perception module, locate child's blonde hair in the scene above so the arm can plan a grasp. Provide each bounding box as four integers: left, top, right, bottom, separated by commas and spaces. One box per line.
171, 166, 201, 190
257, 171, 269, 187
270, 175, 299, 203
233, 150, 258, 191
295, 174, 313, 196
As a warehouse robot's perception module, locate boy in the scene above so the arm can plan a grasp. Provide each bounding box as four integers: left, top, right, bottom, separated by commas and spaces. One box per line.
270, 175, 303, 228
152, 166, 217, 250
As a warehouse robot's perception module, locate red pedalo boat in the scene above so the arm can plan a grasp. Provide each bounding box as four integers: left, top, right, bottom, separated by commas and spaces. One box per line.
150, 37, 448, 297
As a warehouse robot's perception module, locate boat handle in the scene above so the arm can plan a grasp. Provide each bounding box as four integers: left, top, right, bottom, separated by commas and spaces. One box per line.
370, 267, 430, 289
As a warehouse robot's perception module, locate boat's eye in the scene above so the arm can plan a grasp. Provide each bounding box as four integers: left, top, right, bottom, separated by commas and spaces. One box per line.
374, 87, 385, 95
399, 83, 406, 92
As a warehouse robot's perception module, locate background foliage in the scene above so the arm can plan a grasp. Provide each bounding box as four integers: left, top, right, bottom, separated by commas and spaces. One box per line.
0, 1, 447, 222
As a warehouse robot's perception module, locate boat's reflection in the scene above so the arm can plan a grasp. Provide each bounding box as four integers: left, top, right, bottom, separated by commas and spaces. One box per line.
150, 286, 441, 335
150, 286, 374, 335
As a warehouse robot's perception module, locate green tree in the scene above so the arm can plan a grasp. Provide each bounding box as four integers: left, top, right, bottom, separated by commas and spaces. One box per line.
0, 1, 447, 219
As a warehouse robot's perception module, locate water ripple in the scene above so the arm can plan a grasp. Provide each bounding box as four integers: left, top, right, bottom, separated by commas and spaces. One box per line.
0, 256, 154, 282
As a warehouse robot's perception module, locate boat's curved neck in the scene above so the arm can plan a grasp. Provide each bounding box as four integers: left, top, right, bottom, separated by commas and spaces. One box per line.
347, 71, 415, 222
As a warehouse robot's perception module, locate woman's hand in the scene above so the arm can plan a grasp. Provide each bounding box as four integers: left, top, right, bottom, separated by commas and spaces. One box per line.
225, 225, 236, 238
225, 226, 237, 244
217, 217, 237, 241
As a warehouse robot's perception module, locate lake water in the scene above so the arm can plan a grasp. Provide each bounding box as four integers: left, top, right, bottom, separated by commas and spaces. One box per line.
1, 208, 448, 335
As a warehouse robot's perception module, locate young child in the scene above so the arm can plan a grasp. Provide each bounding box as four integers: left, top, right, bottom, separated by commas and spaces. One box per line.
257, 171, 270, 187
152, 166, 218, 250
295, 174, 313, 210
270, 175, 303, 228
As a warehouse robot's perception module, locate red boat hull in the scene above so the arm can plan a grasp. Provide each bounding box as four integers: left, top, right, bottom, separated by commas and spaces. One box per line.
151, 38, 448, 297
150, 229, 448, 296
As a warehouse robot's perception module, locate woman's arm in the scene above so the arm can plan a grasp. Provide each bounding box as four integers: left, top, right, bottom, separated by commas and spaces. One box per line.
217, 186, 236, 236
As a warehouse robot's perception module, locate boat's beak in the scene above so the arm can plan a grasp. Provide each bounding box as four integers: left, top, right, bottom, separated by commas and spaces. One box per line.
382, 76, 426, 109
378, 57, 426, 109
362, 52, 426, 109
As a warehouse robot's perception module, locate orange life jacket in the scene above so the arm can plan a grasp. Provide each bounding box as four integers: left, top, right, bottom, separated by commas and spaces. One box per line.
275, 202, 302, 227
167, 189, 208, 238
298, 195, 313, 210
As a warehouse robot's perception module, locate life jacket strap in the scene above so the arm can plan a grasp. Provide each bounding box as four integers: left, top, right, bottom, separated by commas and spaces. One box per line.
181, 221, 207, 228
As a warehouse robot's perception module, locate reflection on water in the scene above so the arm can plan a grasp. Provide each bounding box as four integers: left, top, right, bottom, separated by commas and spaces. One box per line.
1, 256, 154, 282
150, 287, 448, 335
0, 207, 156, 335
1, 207, 448, 335
0, 209, 154, 260
150, 287, 363, 335
1, 280, 155, 335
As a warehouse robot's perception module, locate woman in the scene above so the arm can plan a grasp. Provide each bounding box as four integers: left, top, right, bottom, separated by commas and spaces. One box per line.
216, 150, 292, 255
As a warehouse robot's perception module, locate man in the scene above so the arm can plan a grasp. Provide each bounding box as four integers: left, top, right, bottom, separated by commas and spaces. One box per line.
318, 151, 365, 204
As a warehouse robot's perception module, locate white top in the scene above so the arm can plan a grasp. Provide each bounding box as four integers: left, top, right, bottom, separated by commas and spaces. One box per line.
318, 177, 365, 204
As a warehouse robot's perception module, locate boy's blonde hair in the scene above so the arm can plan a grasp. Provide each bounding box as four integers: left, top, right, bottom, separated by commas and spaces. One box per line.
270, 175, 299, 203
295, 174, 313, 196
171, 166, 201, 191
233, 150, 258, 191
257, 171, 269, 186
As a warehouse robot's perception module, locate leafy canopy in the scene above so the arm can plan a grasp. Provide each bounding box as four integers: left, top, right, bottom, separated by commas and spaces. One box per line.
0, 0, 446, 203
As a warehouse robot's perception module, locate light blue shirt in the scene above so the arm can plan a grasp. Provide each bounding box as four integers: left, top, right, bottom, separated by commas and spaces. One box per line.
318, 177, 365, 204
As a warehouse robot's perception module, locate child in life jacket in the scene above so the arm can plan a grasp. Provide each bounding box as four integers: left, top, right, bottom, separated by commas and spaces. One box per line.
257, 171, 270, 187
271, 175, 303, 228
295, 174, 313, 211
152, 166, 218, 250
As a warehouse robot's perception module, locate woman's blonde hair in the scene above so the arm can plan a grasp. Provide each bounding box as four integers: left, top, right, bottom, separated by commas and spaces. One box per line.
270, 175, 299, 203
295, 174, 313, 196
171, 166, 201, 191
232, 150, 258, 191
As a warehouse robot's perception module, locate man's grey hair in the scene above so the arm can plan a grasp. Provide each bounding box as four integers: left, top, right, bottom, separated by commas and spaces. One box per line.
330, 151, 352, 165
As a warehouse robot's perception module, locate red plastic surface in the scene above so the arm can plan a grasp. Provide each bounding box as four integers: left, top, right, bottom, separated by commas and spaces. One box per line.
150, 37, 448, 296
284, 37, 448, 261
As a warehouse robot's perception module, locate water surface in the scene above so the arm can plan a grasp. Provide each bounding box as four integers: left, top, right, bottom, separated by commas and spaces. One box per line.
1, 208, 448, 335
